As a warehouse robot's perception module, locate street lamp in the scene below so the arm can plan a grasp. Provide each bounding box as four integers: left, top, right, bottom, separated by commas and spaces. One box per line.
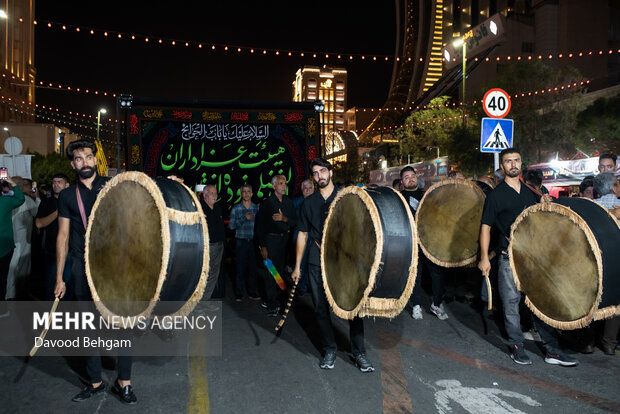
453, 38, 466, 126
96, 108, 107, 142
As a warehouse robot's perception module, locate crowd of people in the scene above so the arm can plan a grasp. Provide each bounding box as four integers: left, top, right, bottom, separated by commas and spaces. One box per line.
0, 143, 618, 406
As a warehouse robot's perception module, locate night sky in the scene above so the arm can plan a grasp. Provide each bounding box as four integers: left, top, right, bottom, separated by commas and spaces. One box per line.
34, 1, 396, 127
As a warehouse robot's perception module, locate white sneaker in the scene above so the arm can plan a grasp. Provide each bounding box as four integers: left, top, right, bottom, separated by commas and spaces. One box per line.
430, 303, 448, 320
523, 329, 541, 342
411, 305, 423, 320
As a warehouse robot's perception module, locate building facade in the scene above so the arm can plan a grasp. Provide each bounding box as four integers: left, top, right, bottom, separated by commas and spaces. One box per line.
293, 65, 347, 145
360, 0, 618, 143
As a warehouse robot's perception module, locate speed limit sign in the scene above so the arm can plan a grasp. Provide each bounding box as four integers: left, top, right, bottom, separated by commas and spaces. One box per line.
483, 88, 511, 118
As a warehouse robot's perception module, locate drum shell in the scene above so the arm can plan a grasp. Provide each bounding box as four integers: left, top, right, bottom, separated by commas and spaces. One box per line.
509, 198, 620, 330
321, 186, 417, 319
85, 172, 209, 320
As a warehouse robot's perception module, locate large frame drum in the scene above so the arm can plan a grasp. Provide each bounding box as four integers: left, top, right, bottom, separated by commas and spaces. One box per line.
416, 178, 488, 267
509, 198, 620, 330
321, 186, 417, 319
85, 172, 209, 320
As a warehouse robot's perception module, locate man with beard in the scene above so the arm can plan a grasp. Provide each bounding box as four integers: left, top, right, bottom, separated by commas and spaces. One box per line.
478, 148, 578, 367
36, 173, 72, 300
54, 140, 137, 404
400, 166, 447, 320
292, 158, 374, 372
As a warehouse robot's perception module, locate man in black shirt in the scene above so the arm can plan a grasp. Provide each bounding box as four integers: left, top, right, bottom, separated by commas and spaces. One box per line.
35, 173, 71, 300
54, 140, 137, 404
479, 148, 577, 367
200, 184, 226, 301
256, 174, 297, 316
292, 158, 374, 372
400, 166, 448, 320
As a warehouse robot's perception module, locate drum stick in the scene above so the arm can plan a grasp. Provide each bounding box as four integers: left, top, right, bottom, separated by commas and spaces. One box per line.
484, 275, 492, 311
275, 284, 297, 332
29, 297, 60, 357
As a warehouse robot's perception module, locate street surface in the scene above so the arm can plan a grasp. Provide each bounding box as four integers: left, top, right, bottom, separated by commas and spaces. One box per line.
1, 285, 619, 414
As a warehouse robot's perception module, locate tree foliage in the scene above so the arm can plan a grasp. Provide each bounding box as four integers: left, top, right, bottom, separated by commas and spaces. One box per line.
573, 95, 620, 154
395, 96, 493, 177
396, 96, 461, 161
31, 152, 76, 185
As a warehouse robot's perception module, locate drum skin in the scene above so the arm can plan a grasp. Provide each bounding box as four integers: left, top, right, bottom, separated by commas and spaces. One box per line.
509, 198, 620, 330
416, 178, 487, 267
85, 172, 209, 320
321, 186, 417, 319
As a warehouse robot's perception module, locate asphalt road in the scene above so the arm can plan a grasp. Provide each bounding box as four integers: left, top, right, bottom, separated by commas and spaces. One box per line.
1, 283, 618, 414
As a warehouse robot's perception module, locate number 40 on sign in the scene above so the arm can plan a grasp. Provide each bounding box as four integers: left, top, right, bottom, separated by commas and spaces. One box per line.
482, 88, 511, 119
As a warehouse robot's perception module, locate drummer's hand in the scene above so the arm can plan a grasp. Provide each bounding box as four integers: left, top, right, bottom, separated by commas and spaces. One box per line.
610, 206, 620, 220
260, 247, 268, 260
54, 280, 66, 299
478, 258, 491, 277
291, 268, 301, 284
540, 194, 553, 203
167, 175, 184, 184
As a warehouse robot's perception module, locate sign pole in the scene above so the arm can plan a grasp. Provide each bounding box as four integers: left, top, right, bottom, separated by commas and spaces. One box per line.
494, 152, 499, 171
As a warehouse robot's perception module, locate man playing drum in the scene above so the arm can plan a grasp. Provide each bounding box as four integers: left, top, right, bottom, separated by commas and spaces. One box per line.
478, 148, 578, 367
54, 140, 137, 404
292, 158, 374, 372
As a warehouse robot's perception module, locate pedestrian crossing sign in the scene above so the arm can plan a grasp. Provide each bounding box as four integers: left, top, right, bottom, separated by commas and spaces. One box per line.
480, 118, 513, 153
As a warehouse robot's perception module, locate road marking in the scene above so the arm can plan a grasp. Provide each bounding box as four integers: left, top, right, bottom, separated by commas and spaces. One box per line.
434, 379, 540, 413
379, 330, 413, 413
389, 332, 620, 413
188, 330, 210, 414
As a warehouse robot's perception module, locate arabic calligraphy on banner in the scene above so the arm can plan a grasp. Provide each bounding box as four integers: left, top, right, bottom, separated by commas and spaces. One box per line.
140, 121, 307, 215
181, 123, 269, 141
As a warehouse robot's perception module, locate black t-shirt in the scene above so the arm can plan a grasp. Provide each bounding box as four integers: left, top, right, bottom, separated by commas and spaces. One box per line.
481, 180, 539, 250
255, 194, 297, 246
57, 175, 110, 258
201, 200, 226, 243
36, 196, 59, 252
297, 186, 340, 266
401, 188, 425, 214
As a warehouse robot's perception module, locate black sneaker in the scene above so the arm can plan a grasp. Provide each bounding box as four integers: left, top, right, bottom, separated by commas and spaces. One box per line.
319, 351, 336, 369
510, 344, 532, 365
267, 306, 280, 317
234, 295, 243, 302
248, 294, 261, 301
72, 382, 106, 402
112, 379, 137, 405
260, 302, 268, 309
353, 354, 375, 372
545, 349, 579, 367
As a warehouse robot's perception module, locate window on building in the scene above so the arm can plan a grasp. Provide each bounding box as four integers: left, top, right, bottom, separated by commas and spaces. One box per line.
522, 42, 534, 53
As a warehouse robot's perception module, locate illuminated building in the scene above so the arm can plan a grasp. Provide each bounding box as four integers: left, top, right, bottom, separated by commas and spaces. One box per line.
0, 0, 36, 122
360, 0, 616, 144
293, 65, 347, 160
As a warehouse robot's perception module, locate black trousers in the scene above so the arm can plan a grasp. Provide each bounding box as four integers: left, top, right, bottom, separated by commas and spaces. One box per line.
409, 255, 445, 307
308, 264, 365, 356
0, 249, 13, 312
72, 258, 132, 384
264, 233, 288, 310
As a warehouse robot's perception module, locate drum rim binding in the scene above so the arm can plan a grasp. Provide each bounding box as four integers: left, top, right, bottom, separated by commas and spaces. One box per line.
85, 171, 209, 324
416, 178, 487, 268
320, 185, 418, 320
508, 200, 606, 330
